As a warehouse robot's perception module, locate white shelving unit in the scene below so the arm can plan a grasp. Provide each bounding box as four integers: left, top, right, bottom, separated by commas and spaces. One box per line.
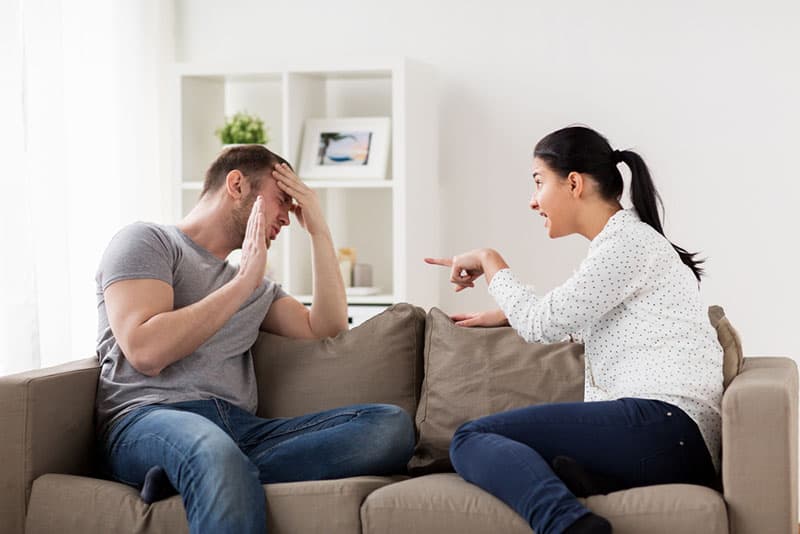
173, 59, 439, 325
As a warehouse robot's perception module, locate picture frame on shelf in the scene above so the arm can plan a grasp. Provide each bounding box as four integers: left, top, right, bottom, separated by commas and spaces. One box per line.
299, 117, 391, 180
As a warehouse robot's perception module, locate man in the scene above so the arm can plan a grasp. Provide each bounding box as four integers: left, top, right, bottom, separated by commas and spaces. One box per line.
95, 145, 414, 534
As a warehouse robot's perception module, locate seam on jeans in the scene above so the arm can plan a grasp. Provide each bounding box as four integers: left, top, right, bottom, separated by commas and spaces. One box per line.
108, 430, 191, 489
250, 410, 360, 461
106, 406, 163, 459
213, 398, 236, 437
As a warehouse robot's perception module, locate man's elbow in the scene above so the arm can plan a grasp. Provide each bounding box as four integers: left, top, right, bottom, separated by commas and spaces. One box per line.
328, 321, 349, 338
330, 315, 350, 337
310, 319, 349, 340
123, 348, 164, 377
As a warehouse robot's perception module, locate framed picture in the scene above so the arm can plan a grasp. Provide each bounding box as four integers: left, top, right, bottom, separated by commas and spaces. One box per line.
299, 117, 391, 180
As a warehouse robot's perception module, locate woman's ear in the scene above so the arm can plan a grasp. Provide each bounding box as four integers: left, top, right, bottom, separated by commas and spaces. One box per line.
225, 170, 246, 200
567, 171, 584, 199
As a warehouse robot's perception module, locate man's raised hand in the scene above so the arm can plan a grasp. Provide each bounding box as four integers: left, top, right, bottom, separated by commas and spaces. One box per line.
272, 163, 328, 237
237, 196, 267, 291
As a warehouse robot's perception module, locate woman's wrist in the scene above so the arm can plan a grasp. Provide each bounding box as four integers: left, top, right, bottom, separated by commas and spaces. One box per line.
480, 249, 509, 286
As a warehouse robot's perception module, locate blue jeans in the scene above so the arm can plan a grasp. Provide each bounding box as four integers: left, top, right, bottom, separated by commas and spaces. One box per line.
101, 399, 415, 534
449, 398, 716, 534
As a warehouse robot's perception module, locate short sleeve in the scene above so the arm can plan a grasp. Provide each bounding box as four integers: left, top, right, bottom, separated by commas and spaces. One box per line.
268, 279, 289, 302
97, 223, 175, 291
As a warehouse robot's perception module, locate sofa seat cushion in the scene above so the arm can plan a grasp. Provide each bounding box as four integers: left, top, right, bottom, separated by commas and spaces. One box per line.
361, 473, 728, 534
25, 473, 404, 534
582, 483, 729, 534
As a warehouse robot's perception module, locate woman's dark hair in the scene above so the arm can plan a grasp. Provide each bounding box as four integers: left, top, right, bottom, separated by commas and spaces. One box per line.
534, 126, 705, 282
202, 145, 292, 197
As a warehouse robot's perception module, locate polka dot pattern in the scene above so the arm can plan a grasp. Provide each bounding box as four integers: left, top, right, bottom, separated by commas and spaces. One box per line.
488, 209, 724, 472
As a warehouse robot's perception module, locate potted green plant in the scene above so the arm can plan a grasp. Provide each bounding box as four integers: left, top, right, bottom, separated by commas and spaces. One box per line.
215, 111, 270, 146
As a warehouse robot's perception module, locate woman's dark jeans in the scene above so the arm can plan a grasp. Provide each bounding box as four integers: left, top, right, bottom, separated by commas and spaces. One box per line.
449, 398, 716, 534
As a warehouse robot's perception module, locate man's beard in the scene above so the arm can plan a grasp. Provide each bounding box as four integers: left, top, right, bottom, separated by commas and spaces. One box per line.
230, 193, 271, 250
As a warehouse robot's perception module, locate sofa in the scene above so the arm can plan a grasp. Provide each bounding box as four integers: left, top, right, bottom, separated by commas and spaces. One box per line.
1, 303, 796, 534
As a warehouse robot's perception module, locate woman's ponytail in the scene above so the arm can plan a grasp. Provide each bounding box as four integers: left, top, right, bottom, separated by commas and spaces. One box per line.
535, 126, 705, 283
618, 150, 705, 282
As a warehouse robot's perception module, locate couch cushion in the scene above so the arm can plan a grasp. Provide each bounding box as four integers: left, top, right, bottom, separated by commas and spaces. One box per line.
411, 308, 584, 473
251, 303, 426, 420
361, 473, 530, 533
25, 473, 403, 534
361, 473, 728, 534
708, 305, 743, 389
583, 482, 728, 534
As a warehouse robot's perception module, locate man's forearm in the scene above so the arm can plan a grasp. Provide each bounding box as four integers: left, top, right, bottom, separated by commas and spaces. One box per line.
127, 278, 252, 376
308, 230, 348, 337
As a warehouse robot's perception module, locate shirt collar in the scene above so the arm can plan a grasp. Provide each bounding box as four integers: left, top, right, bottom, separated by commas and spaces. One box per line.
591, 208, 639, 247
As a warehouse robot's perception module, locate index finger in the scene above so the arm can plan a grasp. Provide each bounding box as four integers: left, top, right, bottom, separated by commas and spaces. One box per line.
273, 163, 299, 181
424, 257, 452, 267
246, 196, 262, 240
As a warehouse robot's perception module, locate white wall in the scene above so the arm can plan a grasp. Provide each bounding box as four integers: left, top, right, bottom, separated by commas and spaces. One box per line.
175, 0, 800, 363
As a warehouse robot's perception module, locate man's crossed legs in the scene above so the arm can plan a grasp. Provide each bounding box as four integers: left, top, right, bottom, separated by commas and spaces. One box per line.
101, 399, 415, 534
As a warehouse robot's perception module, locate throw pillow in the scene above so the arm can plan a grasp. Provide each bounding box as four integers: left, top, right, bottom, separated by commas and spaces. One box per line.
708, 305, 744, 389
411, 307, 585, 474
251, 303, 426, 420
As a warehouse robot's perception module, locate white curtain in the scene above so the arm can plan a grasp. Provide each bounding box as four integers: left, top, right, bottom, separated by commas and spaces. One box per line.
0, 0, 174, 376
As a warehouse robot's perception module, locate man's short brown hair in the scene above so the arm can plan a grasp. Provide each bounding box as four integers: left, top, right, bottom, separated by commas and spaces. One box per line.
201, 145, 292, 197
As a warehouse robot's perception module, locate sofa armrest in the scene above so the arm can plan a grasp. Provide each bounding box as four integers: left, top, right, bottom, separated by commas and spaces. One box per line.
722, 356, 798, 534
0, 358, 100, 534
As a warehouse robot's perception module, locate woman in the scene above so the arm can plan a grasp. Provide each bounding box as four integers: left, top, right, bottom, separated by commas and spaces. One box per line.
426, 126, 722, 534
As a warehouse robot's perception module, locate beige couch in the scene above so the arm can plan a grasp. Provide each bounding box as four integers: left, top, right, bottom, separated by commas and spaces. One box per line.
1, 304, 796, 534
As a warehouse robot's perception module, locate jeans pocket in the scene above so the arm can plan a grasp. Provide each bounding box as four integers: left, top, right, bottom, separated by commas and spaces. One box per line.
620, 398, 680, 428
639, 441, 688, 486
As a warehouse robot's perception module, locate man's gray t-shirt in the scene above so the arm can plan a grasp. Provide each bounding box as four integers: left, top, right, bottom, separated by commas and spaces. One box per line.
95, 222, 287, 438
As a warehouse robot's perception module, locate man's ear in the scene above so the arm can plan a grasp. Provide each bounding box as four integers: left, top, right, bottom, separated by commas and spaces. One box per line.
566, 171, 585, 198
225, 170, 246, 200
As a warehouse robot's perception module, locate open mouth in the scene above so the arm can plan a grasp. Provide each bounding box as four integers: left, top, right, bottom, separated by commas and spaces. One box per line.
540, 212, 549, 227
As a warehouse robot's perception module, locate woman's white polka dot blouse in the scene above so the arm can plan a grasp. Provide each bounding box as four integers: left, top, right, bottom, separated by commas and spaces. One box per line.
488, 209, 723, 472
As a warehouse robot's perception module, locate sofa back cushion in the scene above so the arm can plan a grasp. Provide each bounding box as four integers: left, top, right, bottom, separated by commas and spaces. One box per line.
411, 307, 585, 473
708, 305, 743, 389
251, 303, 426, 420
